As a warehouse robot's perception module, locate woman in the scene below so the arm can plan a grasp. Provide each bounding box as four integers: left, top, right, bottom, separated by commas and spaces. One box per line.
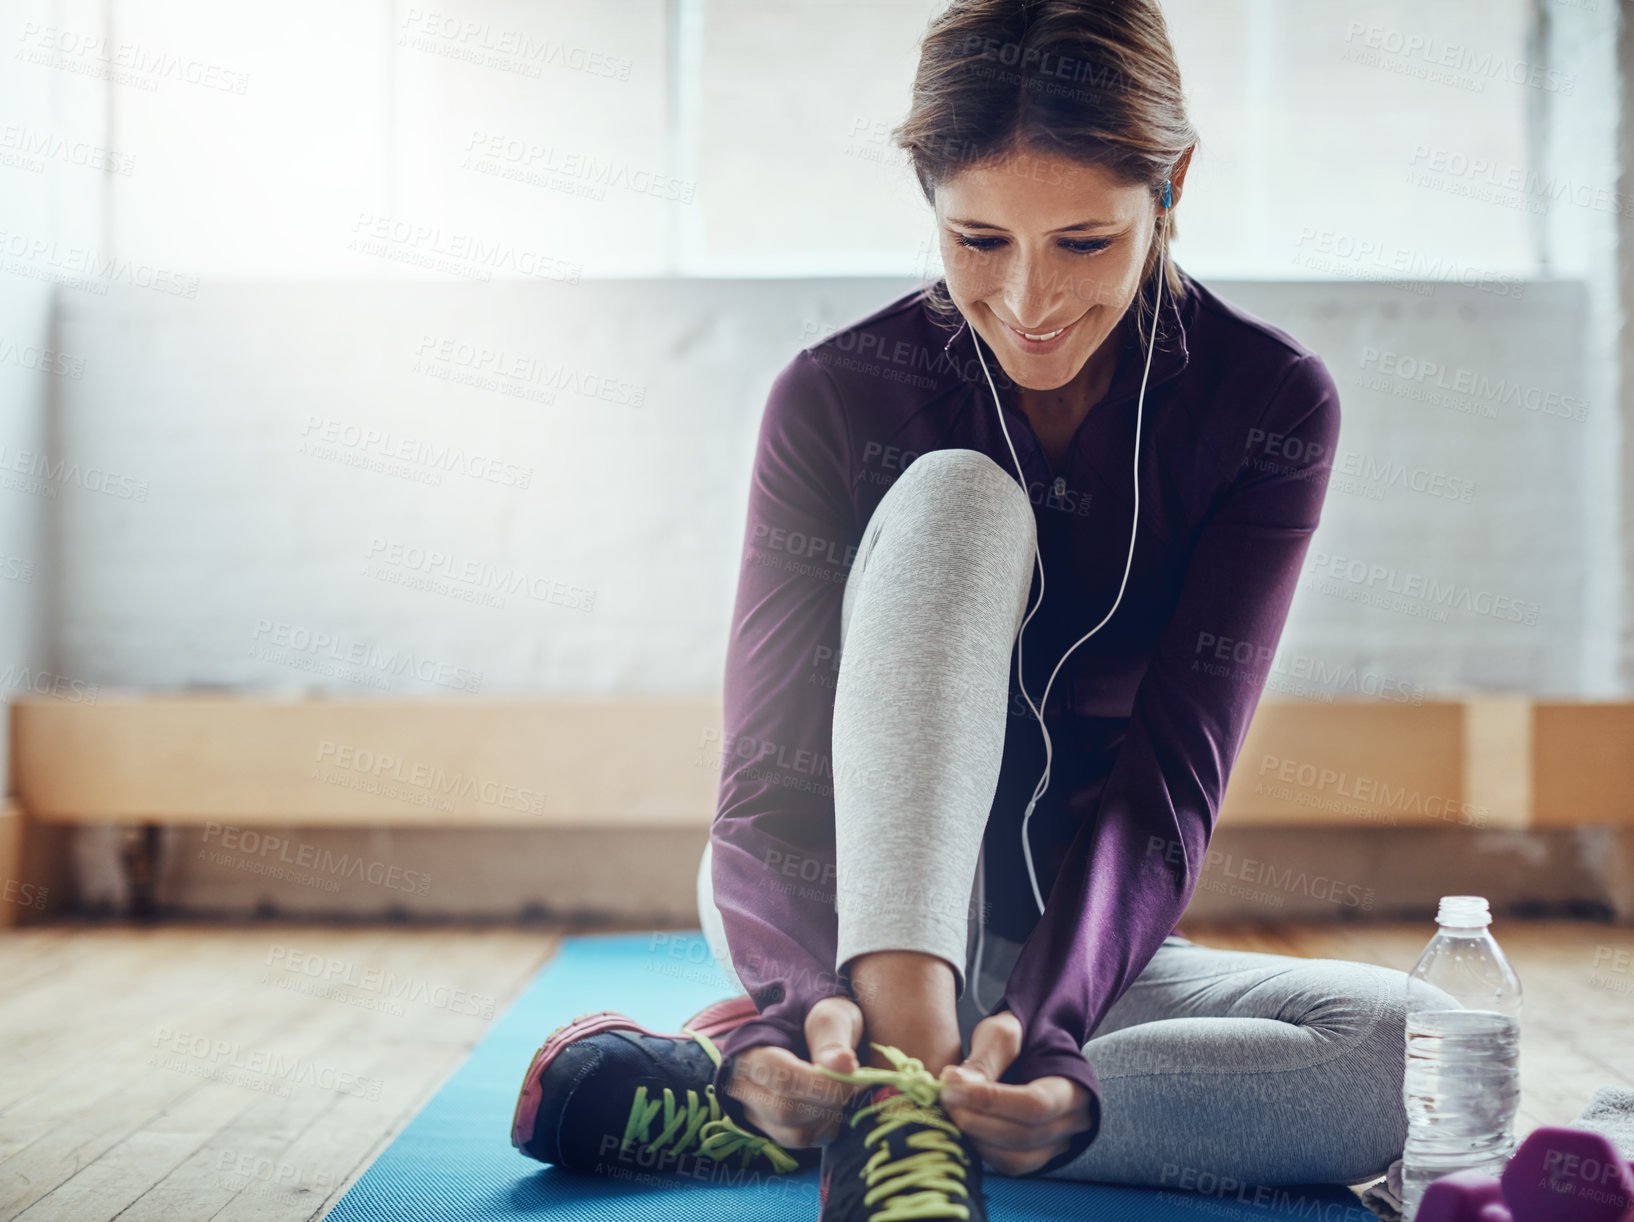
513, 2, 1415, 1218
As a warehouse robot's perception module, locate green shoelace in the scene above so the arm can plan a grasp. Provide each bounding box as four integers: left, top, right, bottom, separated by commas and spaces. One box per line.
617, 1027, 801, 1173
817, 1043, 974, 1221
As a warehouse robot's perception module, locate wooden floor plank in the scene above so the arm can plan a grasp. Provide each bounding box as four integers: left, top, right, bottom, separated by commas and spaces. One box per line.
0, 928, 552, 1222
116, 930, 554, 1222
6, 982, 364, 1218
0, 932, 368, 1139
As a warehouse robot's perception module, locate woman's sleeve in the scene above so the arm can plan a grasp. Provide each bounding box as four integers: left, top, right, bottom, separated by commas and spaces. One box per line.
992, 353, 1343, 1176
707, 349, 861, 1080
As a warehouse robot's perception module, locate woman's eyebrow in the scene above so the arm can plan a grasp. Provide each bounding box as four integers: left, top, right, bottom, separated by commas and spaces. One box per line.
1050, 219, 1118, 232
945, 217, 1118, 232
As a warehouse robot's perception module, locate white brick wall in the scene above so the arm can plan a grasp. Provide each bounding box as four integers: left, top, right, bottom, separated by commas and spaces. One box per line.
39, 275, 1590, 701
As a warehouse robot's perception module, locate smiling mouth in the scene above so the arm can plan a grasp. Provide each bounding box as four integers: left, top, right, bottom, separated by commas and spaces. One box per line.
1003, 316, 1079, 343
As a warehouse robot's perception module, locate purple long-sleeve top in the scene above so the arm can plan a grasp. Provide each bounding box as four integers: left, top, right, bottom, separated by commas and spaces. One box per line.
706, 270, 1340, 1175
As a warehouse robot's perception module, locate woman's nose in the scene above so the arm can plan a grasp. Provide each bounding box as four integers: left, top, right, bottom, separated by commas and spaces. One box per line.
1003, 261, 1064, 330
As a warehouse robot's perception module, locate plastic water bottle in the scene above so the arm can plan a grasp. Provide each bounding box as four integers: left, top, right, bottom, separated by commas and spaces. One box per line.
1400, 895, 1523, 1221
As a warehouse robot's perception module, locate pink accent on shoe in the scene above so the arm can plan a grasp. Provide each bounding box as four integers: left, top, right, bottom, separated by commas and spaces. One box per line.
680, 993, 758, 1039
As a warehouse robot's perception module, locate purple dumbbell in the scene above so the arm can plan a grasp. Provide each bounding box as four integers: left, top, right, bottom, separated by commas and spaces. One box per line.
1500, 1127, 1634, 1222
1416, 1171, 1510, 1222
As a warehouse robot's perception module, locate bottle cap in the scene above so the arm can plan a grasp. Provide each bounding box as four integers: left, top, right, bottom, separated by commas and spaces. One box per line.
1436, 895, 1492, 928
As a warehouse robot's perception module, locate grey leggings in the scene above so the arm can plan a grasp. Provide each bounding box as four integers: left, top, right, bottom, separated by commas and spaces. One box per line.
698, 447, 1411, 1187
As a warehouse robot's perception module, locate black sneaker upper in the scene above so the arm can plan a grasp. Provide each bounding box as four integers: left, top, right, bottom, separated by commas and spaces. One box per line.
519, 1026, 817, 1178
819, 1082, 987, 1221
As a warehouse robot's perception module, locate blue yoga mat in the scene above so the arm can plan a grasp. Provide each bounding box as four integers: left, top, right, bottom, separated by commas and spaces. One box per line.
326, 932, 1373, 1221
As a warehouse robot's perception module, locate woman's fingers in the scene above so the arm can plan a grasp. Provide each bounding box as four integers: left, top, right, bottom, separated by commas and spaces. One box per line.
941, 1072, 1077, 1125
723, 998, 865, 1148
796, 996, 864, 1138
728, 1046, 856, 1146
804, 995, 864, 1076
956, 1011, 1023, 1084
936, 1027, 1095, 1175
941, 1065, 1091, 1176
943, 1092, 1085, 1150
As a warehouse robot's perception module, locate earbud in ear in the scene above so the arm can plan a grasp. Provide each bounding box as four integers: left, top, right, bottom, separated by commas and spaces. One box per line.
1161, 179, 1173, 210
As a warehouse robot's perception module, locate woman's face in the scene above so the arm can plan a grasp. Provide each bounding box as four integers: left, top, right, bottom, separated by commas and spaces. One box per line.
933, 147, 1159, 392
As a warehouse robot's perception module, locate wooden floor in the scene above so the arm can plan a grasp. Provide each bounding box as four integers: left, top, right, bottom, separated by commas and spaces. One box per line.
0, 920, 1628, 1222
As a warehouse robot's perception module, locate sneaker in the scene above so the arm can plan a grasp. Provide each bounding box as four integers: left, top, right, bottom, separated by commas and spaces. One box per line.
815, 1044, 987, 1221
510, 1001, 816, 1177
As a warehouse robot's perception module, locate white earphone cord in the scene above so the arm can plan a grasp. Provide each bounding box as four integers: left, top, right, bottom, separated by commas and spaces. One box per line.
970, 232, 1166, 923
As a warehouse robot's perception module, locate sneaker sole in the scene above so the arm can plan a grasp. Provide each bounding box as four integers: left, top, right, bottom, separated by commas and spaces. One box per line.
508, 995, 759, 1155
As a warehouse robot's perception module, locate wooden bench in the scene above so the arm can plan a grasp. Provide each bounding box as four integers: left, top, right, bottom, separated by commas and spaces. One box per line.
4, 693, 1631, 924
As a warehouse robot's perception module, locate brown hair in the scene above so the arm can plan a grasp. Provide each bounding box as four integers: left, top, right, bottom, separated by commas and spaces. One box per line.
894, 0, 1198, 352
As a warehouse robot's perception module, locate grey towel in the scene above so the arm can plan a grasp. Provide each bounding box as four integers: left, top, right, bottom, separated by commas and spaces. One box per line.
1358, 1086, 1634, 1221
1570, 1086, 1634, 1160
1358, 1157, 1406, 1221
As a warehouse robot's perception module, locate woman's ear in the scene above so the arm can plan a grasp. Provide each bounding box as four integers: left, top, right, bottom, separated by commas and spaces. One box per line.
1168, 144, 1197, 205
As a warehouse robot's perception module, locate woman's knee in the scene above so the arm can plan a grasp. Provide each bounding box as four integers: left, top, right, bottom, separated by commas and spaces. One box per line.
1324, 963, 1414, 1180
1339, 966, 1481, 1180
887, 448, 1036, 549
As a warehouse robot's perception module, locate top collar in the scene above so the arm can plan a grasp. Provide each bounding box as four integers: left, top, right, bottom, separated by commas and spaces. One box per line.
934, 269, 1193, 407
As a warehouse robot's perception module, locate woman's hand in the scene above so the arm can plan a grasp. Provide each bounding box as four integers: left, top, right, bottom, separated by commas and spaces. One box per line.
937, 1011, 1095, 1176
722, 995, 865, 1148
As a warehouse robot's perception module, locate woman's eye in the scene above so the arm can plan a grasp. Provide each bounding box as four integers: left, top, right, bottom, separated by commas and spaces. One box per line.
949, 234, 1110, 255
